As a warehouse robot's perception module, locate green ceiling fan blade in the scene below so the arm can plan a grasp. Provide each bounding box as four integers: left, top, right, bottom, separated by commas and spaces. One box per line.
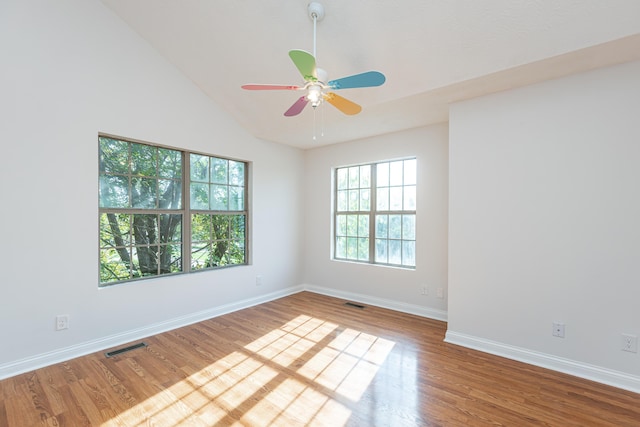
289, 49, 317, 82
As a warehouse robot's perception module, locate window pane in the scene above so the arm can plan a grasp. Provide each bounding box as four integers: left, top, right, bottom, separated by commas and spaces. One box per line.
389, 240, 402, 265
133, 245, 159, 277
403, 241, 416, 267
346, 215, 358, 237
377, 163, 389, 187
158, 148, 181, 179
337, 168, 348, 190
229, 160, 244, 186
190, 183, 209, 210
190, 154, 209, 182
389, 215, 402, 239
229, 186, 244, 211
158, 179, 182, 209
100, 213, 131, 247
191, 214, 211, 241
131, 177, 157, 209
404, 185, 416, 210
212, 215, 230, 239
375, 239, 387, 263
337, 190, 348, 211
191, 243, 211, 270
403, 214, 416, 240
404, 159, 416, 185
100, 247, 131, 283
99, 137, 129, 174
358, 237, 369, 261
100, 175, 129, 208
132, 214, 158, 246
131, 143, 157, 177
227, 240, 245, 265
230, 215, 246, 239
358, 215, 369, 237
376, 188, 389, 211
159, 214, 182, 243
360, 165, 371, 187
360, 189, 370, 211
389, 161, 403, 186
336, 236, 346, 258
159, 244, 182, 273
210, 158, 228, 184
336, 215, 347, 236
210, 185, 228, 210
375, 215, 388, 238
389, 187, 403, 211
348, 190, 359, 211
346, 237, 358, 259
348, 167, 359, 188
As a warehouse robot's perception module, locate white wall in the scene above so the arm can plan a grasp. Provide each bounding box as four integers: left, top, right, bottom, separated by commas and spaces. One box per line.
0, 0, 303, 377
447, 60, 640, 391
302, 125, 449, 319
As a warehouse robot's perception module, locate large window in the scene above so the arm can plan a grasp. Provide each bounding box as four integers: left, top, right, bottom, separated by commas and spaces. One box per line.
334, 158, 416, 268
99, 136, 248, 286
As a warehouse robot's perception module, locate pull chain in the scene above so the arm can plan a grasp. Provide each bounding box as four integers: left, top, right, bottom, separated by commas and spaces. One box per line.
321, 102, 324, 137
313, 107, 317, 141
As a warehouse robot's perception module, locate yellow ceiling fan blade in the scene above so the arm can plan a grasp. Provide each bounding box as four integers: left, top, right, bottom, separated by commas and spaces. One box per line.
323, 92, 362, 115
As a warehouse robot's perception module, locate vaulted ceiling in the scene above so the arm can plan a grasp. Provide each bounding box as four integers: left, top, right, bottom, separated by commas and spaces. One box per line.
100, 0, 640, 149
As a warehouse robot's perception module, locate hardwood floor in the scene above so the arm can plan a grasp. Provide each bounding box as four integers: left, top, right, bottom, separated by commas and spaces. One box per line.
1, 292, 639, 426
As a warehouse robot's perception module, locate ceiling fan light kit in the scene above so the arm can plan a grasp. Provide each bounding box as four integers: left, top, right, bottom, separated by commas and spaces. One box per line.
241, 2, 385, 120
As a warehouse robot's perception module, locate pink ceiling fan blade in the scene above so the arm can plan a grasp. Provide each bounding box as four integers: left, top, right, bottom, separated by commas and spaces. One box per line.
284, 96, 309, 116
241, 84, 302, 90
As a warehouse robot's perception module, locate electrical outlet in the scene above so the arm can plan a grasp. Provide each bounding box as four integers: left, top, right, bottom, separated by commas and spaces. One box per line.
56, 315, 69, 331
621, 334, 638, 353
255, 275, 262, 286
552, 322, 565, 338
421, 286, 428, 295
436, 287, 444, 299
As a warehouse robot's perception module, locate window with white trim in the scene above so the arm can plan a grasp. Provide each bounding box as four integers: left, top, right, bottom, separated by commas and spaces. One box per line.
334, 158, 416, 268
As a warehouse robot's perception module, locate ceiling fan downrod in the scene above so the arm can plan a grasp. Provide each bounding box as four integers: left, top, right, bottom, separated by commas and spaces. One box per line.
307, 2, 324, 60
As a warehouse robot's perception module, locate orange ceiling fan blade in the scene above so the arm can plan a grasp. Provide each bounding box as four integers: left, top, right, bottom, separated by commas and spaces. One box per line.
323, 92, 362, 115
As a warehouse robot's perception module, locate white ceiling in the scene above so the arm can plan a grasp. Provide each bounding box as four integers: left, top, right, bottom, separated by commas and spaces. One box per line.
100, 0, 640, 149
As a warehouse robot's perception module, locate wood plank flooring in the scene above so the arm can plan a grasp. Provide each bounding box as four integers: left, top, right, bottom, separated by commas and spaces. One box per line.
1, 291, 639, 426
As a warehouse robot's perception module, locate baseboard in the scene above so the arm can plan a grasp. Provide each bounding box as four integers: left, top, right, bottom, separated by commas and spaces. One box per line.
0, 285, 303, 380
445, 330, 640, 394
303, 284, 448, 322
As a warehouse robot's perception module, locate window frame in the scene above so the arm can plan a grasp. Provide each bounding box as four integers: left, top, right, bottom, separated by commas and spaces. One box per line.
333, 158, 416, 269
98, 134, 249, 287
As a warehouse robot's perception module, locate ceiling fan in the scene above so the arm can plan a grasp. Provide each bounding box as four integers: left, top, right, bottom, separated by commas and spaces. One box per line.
241, 2, 386, 117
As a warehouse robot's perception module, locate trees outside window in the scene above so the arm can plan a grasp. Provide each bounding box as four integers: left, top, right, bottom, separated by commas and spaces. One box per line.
334, 158, 416, 268
98, 136, 247, 286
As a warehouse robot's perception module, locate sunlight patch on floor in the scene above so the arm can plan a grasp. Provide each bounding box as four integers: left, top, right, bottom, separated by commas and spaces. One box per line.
103, 314, 395, 426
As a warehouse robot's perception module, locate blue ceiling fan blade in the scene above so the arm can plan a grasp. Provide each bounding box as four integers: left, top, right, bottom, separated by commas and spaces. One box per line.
328, 71, 386, 90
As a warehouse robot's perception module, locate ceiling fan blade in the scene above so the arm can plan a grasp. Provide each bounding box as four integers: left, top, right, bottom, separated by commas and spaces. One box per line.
289, 50, 317, 82
284, 96, 309, 117
328, 71, 386, 90
242, 84, 302, 90
323, 92, 362, 115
